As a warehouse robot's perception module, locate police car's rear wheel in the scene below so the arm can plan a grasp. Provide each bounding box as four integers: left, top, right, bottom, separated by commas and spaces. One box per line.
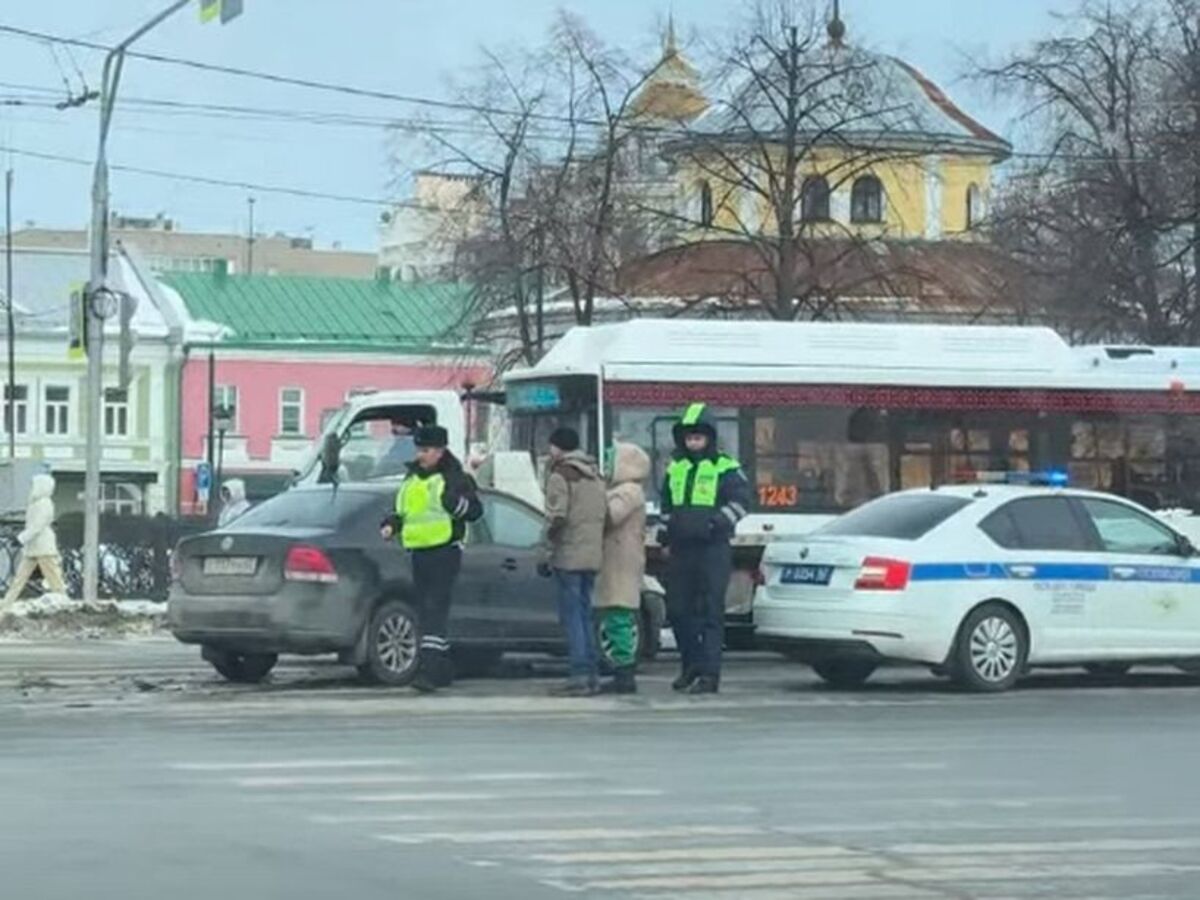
811, 658, 877, 689
953, 604, 1026, 693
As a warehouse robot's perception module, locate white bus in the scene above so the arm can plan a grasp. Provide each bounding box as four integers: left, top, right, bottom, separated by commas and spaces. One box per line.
503, 320, 1200, 632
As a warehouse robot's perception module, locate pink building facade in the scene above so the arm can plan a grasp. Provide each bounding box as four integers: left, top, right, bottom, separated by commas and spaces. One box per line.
178, 350, 490, 513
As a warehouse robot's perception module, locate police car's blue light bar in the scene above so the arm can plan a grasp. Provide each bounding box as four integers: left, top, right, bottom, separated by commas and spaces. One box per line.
974, 470, 1069, 487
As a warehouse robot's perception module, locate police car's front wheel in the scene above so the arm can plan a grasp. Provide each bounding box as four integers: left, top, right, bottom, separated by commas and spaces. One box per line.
952, 603, 1027, 693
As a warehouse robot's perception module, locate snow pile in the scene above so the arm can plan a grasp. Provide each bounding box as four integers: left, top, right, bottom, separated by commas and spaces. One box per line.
0, 594, 166, 639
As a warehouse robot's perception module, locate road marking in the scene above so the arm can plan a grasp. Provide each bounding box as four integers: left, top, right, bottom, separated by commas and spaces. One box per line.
572, 860, 1200, 892
777, 814, 1200, 836
530, 846, 860, 865
237, 771, 586, 788
311, 801, 749, 825
376, 825, 763, 845
170, 759, 414, 772
351, 787, 663, 804
889, 836, 1200, 856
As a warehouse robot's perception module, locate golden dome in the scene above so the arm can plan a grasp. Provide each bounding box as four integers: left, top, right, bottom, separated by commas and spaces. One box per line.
628, 17, 708, 123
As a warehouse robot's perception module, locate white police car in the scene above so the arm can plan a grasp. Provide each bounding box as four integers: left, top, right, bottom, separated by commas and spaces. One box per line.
754, 474, 1200, 692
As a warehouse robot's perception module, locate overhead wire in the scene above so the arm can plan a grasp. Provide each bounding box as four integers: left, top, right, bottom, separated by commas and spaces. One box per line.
0, 143, 442, 209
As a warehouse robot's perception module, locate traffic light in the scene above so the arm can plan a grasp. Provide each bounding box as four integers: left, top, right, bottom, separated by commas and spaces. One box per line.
68, 284, 86, 361
119, 291, 138, 390
199, 0, 243, 24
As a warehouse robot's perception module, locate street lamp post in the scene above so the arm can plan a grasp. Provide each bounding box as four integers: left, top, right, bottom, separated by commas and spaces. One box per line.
214, 404, 233, 517
82, 0, 191, 603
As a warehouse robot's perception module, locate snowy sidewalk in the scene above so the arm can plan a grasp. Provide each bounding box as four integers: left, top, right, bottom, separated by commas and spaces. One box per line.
0, 595, 165, 640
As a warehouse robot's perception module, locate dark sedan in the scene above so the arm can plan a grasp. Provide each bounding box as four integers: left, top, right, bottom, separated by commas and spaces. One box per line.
168, 484, 663, 685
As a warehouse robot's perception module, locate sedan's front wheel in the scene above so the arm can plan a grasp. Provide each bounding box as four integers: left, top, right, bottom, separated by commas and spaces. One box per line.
359, 600, 421, 686
952, 603, 1027, 693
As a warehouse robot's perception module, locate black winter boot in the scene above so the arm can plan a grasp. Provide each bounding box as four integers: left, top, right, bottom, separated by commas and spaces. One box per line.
686, 675, 719, 695
600, 667, 637, 695
412, 649, 450, 694
672, 670, 697, 692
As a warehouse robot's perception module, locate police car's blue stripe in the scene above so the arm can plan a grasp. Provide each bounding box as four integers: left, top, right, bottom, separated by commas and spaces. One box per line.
910, 562, 1199, 583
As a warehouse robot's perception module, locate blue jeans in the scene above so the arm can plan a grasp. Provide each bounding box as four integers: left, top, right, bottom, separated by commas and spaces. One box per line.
555, 570, 598, 683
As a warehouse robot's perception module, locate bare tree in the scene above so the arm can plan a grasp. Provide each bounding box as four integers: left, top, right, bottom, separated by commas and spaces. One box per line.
647, 1, 930, 321
983, 0, 1200, 344
395, 14, 667, 368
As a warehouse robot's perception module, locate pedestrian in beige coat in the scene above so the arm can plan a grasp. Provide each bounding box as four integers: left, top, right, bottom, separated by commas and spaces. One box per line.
542, 427, 607, 696
596, 442, 650, 694
3, 473, 67, 607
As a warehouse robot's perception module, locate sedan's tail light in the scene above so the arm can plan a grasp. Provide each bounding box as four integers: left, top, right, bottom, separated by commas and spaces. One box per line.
169, 552, 182, 583
854, 557, 911, 591
284, 545, 338, 584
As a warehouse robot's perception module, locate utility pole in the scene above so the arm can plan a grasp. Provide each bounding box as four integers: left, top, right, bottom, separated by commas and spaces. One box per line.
83, 0, 192, 603
5, 167, 14, 461
246, 196, 256, 275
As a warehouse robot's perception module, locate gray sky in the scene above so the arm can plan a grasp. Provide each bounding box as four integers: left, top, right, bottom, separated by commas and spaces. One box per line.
0, 0, 1077, 253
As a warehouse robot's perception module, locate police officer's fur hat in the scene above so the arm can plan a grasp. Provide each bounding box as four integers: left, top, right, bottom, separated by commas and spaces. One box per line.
413, 425, 449, 449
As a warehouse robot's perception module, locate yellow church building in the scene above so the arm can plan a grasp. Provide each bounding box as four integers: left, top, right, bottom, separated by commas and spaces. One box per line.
618, 12, 1022, 321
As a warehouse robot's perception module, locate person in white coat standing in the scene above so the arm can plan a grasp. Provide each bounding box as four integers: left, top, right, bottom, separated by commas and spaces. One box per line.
217, 479, 251, 527
3, 473, 67, 605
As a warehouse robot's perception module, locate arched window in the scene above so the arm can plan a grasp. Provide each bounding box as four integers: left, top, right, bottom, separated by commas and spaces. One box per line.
966, 183, 984, 229
850, 175, 883, 224
800, 176, 831, 222
698, 181, 714, 227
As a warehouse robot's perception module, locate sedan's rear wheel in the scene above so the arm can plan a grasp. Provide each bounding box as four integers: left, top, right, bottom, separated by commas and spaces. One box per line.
953, 603, 1026, 693
203, 646, 277, 684
811, 658, 877, 689
359, 601, 421, 686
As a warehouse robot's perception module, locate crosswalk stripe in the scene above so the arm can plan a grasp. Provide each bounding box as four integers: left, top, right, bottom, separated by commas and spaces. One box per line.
237, 771, 584, 788
530, 846, 858, 865
310, 803, 756, 825
572, 860, 1200, 892
888, 837, 1200, 856
377, 825, 763, 845
170, 759, 414, 772
628, 888, 944, 900
350, 787, 664, 804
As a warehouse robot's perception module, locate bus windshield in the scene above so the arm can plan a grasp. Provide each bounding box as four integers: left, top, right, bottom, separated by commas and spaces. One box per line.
507, 375, 600, 470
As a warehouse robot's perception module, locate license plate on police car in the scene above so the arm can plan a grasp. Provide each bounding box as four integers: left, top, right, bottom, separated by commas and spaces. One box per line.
203, 556, 258, 577
781, 564, 834, 586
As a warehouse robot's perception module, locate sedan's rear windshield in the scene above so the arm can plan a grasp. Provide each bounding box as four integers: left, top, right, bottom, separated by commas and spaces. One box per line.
817, 494, 972, 540
232, 489, 382, 530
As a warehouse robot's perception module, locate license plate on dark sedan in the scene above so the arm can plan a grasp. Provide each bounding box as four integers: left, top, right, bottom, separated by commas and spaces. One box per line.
780, 564, 834, 586
202, 556, 258, 577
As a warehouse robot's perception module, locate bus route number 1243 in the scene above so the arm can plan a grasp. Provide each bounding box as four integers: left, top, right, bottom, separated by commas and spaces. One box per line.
758, 484, 800, 508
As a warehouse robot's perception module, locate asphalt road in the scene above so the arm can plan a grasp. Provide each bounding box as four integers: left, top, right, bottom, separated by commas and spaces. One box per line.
4, 638, 1200, 899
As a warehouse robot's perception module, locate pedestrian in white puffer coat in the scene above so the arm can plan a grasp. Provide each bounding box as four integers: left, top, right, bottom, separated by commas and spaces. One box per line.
3, 473, 67, 606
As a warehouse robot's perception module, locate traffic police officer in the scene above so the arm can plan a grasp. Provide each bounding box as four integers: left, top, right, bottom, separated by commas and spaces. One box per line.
381, 425, 482, 693
659, 403, 750, 694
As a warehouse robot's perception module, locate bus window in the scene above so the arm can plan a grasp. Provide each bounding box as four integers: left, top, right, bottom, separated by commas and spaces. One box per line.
893, 410, 1039, 488
753, 407, 889, 512
1070, 414, 1174, 509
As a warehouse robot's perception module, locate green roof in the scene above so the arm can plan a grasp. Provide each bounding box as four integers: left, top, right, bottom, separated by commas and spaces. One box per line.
163, 273, 479, 353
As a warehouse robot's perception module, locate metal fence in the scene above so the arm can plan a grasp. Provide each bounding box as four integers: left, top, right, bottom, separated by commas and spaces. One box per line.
0, 514, 210, 602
